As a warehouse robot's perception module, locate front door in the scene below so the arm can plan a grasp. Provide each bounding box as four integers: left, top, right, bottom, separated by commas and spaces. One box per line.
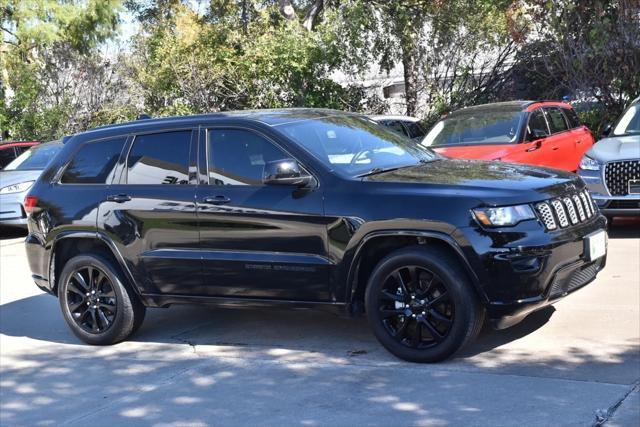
100, 129, 201, 295
196, 127, 331, 301
509, 108, 555, 167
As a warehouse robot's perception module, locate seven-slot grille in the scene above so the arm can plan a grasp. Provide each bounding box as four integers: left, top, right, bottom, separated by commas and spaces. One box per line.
604, 160, 640, 196
535, 190, 596, 231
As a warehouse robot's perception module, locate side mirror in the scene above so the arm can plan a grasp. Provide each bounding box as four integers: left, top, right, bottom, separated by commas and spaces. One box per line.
601, 123, 612, 138
529, 129, 548, 141
263, 159, 312, 187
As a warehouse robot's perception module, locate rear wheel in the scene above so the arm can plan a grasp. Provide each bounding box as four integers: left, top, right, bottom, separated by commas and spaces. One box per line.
365, 246, 483, 362
58, 254, 145, 345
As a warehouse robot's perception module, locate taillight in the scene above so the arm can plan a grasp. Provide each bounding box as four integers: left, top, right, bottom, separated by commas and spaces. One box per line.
24, 196, 38, 214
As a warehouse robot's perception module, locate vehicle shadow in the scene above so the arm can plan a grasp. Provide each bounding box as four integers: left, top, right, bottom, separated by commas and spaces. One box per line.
607, 217, 640, 239
0, 292, 577, 362
0, 226, 27, 241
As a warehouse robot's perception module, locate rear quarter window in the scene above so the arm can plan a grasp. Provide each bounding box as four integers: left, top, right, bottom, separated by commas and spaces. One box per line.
61, 137, 127, 184
562, 108, 581, 128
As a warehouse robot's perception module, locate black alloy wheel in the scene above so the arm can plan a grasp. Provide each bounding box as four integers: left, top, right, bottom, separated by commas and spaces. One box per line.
377, 265, 454, 349
58, 254, 146, 345
65, 266, 117, 333
365, 246, 484, 363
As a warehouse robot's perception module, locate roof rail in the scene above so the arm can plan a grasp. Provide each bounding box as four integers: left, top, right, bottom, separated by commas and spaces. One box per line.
136, 114, 152, 120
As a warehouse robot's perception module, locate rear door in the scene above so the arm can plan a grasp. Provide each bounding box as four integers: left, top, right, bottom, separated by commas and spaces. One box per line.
562, 107, 595, 170
542, 107, 574, 170
196, 126, 330, 301
99, 129, 201, 296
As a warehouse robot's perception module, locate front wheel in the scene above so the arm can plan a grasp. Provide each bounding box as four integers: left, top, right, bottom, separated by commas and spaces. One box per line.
58, 254, 146, 345
365, 246, 483, 362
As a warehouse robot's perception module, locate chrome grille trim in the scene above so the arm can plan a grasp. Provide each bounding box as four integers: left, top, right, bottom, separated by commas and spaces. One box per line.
536, 202, 557, 230
551, 200, 569, 227
572, 195, 586, 221
580, 192, 592, 218
535, 189, 599, 231
563, 197, 578, 224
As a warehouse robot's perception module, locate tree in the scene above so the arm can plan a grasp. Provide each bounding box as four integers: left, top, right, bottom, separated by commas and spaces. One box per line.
1, 0, 123, 140
520, 0, 640, 133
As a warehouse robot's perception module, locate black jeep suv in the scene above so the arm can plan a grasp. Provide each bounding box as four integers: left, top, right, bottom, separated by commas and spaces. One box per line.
24, 109, 607, 362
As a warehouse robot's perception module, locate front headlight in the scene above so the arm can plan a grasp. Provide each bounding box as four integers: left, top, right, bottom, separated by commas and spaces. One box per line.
0, 181, 35, 194
473, 204, 536, 227
579, 156, 600, 171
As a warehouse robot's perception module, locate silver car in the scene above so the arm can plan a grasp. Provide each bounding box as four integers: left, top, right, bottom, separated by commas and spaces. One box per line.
577, 98, 640, 218
0, 141, 63, 228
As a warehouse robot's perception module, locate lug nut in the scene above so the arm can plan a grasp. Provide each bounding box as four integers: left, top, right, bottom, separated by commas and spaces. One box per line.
86, 302, 90, 306
412, 314, 416, 318
411, 295, 415, 299
422, 311, 426, 315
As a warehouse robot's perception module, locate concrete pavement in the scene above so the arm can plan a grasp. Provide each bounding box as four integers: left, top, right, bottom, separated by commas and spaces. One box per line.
1, 221, 639, 426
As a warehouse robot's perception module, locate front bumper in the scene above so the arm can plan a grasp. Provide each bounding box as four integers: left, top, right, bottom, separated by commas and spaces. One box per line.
458, 213, 607, 328
0, 192, 28, 227
578, 168, 640, 216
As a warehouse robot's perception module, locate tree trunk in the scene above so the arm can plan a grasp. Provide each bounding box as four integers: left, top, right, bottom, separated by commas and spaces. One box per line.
303, 0, 324, 31
402, 44, 418, 117
279, 0, 297, 21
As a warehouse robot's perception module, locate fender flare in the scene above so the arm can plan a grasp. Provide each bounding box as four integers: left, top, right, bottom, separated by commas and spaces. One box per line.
345, 229, 488, 305
48, 231, 142, 298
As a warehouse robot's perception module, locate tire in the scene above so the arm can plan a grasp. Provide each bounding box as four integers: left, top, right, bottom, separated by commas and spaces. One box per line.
364, 246, 484, 363
58, 254, 146, 345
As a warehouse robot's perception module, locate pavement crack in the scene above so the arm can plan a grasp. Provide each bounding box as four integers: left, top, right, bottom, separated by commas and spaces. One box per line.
593, 381, 639, 426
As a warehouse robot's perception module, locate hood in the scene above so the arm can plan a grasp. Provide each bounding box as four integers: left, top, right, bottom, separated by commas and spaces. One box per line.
363, 159, 582, 206
0, 170, 43, 190
587, 135, 640, 163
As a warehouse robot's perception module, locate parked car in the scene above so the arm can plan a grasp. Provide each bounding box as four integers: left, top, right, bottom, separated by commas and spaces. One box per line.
578, 97, 640, 218
0, 140, 40, 169
24, 109, 606, 362
0, 141, 63, 228
421, 101, 595, 171
369, 115, 427, 141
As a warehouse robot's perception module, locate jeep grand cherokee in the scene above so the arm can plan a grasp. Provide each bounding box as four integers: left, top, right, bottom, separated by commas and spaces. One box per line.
24, 109, 607, 362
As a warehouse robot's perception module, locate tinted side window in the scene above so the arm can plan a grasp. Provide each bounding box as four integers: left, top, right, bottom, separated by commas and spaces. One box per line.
61, 137, 127, 184
563, 108, 581, 128
15, 146, 31, 155
527, 109, 549, 139
127, 131, 191, 185
0, 148, 16, 168
208, 129, 289, 186
405, 121, 426, 139
545, 108, 569, 133
382, 120, 409, 136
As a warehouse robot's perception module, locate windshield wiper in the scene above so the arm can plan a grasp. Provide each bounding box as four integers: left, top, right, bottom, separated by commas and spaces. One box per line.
357, 159, 438, 178
356, 166, 400, 177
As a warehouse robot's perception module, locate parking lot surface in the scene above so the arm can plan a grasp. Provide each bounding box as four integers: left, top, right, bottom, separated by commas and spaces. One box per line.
1, 222, 639, 426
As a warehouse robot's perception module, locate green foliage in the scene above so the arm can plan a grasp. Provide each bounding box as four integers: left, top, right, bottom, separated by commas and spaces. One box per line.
1, 0, 638, 141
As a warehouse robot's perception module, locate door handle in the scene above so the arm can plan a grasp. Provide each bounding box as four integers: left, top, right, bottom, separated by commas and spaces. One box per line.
202, 195, 231, 205
552, 146, 560, 151
526, 141, 542, 152
106, 194, 131, 203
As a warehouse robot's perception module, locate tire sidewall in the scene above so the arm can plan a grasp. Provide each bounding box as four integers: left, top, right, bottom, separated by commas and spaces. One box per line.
58, 254, 134, 345
365, 248, 477, 363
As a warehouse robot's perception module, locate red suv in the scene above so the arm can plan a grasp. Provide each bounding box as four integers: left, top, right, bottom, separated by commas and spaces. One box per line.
0, 141, 40, 169
421, 101, 594, 171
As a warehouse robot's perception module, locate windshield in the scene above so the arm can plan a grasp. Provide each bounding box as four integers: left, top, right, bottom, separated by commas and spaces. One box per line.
275, 115, 437, 176
613, 104, 640, 136
422, 110, 525, 146
4, 143, 62, 171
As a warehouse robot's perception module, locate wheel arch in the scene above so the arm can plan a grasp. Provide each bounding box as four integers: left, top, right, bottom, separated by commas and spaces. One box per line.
345, 230, 488, 313
48, 231, 141, 298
